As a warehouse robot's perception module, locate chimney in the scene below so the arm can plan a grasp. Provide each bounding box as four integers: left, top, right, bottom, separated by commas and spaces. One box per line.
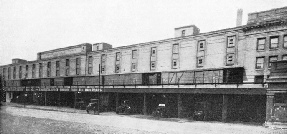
236, 9, 243, 26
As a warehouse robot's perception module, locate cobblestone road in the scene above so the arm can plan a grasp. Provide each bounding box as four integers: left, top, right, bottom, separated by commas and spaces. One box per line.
1, 104, 286, 134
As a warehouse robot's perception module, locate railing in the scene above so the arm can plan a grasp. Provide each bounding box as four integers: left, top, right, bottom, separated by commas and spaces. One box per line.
3, 80, 267, 92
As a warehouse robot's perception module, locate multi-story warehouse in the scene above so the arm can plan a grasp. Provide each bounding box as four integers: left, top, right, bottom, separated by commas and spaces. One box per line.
1, 6, 287, 125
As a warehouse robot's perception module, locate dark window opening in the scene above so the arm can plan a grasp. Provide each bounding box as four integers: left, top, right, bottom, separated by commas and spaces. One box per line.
254, 75, 264, 84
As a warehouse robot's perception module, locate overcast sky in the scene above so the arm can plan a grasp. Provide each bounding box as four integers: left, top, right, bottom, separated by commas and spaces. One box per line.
0, 0, 286, 65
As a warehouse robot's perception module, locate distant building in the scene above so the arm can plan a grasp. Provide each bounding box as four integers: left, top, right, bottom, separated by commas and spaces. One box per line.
1, 6, 287, 125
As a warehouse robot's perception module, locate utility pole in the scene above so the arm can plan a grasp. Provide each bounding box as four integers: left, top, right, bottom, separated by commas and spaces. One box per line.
98, 64, 101, 114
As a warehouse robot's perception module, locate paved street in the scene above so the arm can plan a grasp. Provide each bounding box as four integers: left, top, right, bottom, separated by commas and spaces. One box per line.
1, 104, 286, 134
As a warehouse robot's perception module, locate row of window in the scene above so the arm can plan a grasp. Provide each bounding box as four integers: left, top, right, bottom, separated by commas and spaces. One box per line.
3, 58, 73, 80
257, 35, 287, 51
255, 55, 287, 69
2, 38, 237, 79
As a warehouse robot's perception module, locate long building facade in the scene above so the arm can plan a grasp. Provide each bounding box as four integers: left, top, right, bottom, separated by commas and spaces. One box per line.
1, 6, 287, 125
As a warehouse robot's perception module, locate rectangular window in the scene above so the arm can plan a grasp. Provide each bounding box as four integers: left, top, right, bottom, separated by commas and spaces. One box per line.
101, 54, 106, 62
284, 35, 287, 48
269, 56, 278, 68
256, 57, 265, 69
39, 63, 42, 78
76, 58, 80, 75
283, 55, 287, 60
3, 68, 6, 79
13, 66, 16, 79
131, 63, 136, 72
151, 47, 156, 57
270, 36, 279, 49
65, 59, 69, 76
172, 59, 178, 69
101, 65, 105, 73
150, 61, 156, 70
197, 57, 204, 67
132, 50, 137, 59
227, 36, 235, 48
66, 59, 70, 66
116, 52, 121, 61
101, 54, 106, 74
25, 65, 29, 78
7, 67, 10, 79
32, 64, 36, 78
47, 62, 51, 77
226, 53, 235, 65
88, 56, 93, 74
198, 40, 205, 51
257, 38, 266, 50
115, 64, 120, 73
254, 75, 264, 84
56, 61, 60, 76
172, 44, 179, 54
19, 66, 22, 79
172, 44, 180, 69
182, 30, 185, 37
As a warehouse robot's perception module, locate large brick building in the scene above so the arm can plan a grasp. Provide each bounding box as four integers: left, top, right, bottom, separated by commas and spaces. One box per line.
1, 6, 287, 125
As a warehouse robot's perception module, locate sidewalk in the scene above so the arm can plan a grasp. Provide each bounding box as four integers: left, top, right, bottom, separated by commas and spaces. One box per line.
2, 102, 287, 131
3, 102, 87, 114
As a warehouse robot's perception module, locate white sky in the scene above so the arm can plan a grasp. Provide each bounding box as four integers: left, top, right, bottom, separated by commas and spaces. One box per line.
0, 0, 286, 65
